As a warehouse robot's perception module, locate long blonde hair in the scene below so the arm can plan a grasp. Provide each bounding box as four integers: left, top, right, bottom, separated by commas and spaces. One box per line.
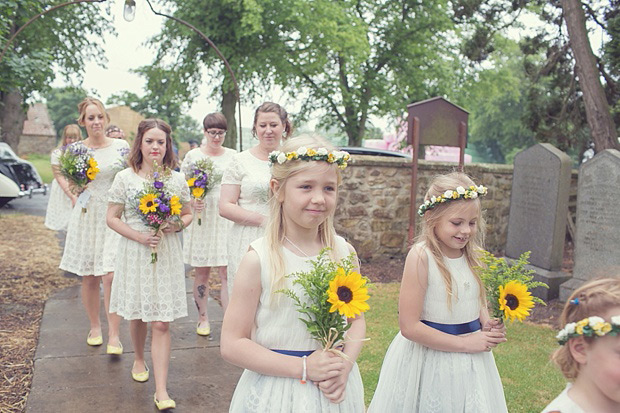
417, 172, 487, 308
58, 124, 82, 148
551, 278, 620, 380
265, 135, 342, 296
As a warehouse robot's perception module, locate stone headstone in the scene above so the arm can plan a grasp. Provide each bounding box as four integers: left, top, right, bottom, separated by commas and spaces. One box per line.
560, 149, 620, 301
505, 144, 572, 300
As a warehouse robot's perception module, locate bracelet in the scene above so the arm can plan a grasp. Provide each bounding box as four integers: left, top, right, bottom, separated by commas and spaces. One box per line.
300, 355, 307, 384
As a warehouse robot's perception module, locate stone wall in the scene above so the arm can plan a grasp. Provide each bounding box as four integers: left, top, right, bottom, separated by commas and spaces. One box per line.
18, 134, 56, 156
334, 155, 578, 261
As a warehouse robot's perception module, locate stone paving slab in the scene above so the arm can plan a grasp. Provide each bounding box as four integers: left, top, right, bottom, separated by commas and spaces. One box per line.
26, 280, 242, 413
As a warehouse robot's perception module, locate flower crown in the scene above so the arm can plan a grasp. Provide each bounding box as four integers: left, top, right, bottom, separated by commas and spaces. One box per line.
418, 184, 488, 216
556, 315, 620, 345
268, 147, 351, 170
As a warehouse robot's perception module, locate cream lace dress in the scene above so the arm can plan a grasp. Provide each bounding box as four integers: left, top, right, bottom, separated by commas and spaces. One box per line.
181, 147, 236, 267
229, 236, 365, 412
44, 148, 73, 231
220, 150, 271, 297
59, 139, 129, 276
368, 245, 507, 413
108, 168, 190, 322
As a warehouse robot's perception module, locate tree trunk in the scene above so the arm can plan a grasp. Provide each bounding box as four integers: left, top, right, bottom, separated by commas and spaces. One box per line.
221, 85, 238, 151
561, 0, 619, 152
0, 90, 27, 153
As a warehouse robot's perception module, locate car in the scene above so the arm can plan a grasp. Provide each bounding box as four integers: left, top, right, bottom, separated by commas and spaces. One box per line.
338, 146, 412, 159
0, 142, 47, 206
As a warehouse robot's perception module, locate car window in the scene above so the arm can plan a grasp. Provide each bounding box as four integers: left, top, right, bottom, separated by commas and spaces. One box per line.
0, 148, 15, 161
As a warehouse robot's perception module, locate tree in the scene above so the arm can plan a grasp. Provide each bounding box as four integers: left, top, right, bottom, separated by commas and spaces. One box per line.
0, 1, 112, 151
43, 86, 89, 138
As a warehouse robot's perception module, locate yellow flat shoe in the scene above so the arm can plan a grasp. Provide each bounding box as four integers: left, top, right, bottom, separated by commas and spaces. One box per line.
131, 362, 149, 383
86, 333, 103, 346
106, 342, 123, 355
154, 394, 176, 410
196, 322, 211, 336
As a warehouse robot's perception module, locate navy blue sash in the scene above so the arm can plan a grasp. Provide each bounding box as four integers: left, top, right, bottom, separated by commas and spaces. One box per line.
271, 349, 315, 357
421, 319, 481, 335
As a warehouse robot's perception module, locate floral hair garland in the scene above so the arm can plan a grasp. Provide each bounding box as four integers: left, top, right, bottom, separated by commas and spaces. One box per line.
556, 315, 620, 345
268, 147, 351, 170
418, 184, 488, 216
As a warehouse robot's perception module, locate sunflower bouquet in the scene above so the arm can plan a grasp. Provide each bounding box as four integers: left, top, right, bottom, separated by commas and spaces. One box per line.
183, 158, 217, 225
279, 249, 370, 352
477, 251, 548, 322
57, 143, 99, 213
133, 164, 183, 263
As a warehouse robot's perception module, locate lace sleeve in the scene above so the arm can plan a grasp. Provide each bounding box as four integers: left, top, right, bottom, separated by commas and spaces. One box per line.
173, 171, 191, 205
108, 170, 127, 205
220, 153, 244, 186
50, 149, 61, 165
180, 149, 194, 175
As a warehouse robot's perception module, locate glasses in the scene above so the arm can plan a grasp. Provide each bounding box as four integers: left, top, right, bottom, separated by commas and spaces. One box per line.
206, 130, 226, 137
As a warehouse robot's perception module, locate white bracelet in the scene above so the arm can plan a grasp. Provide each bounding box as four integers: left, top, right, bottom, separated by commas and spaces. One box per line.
300, 355, 307, 384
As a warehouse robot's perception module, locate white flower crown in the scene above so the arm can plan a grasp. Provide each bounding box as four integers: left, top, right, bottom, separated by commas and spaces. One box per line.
418, 184, 488, 216
268, 147, 351, 170
556, 315, 620, 345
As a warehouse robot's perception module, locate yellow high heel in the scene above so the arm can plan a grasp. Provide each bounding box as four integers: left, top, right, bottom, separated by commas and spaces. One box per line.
154, 394, 176, 410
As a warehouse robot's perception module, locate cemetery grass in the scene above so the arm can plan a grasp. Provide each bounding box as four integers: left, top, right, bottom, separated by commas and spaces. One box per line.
359, 282, 566, 411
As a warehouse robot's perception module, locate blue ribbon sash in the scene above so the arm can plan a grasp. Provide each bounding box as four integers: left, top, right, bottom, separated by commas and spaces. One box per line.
421, 319, 481, 335
271, 349, 315, 357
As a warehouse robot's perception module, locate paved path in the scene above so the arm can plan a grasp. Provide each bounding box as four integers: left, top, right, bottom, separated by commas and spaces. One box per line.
25, 279, 242, 413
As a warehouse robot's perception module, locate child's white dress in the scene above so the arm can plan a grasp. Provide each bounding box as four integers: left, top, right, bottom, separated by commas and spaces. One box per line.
229, 236, 365, 412
541, 384, 585, 413
108, 168, 190, 322
368, 246, 507, 412
59, 139, 129, 276
181, 147, 236, 267
44, 148, 73, 231
220, 150, 271, 297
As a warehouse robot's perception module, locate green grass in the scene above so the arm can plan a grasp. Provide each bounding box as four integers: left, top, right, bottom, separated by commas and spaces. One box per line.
21, 153, 53, 184
360, 282, 565, 411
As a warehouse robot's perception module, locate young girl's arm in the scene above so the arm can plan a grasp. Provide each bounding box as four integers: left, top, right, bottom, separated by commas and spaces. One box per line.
399, 246, 506, 353
221, 249, 345, 381
51, 164, 77, 205
219, 184, 266, 227
106, 203, 160, 247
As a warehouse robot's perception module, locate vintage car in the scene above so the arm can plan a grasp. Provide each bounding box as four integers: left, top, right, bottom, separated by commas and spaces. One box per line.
0, 142, 47, 206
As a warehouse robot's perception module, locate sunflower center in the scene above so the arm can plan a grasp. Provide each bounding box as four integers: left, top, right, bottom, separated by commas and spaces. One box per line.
505, 294, 519, 310
146, 201, 153, 207
337, 286, 353, 303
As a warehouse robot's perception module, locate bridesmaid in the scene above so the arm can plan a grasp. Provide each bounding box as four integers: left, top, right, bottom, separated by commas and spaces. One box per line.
219, 102, 292, 297
45, 124, 82, 231
59, 97, 129, 353
181, 112, 236, 335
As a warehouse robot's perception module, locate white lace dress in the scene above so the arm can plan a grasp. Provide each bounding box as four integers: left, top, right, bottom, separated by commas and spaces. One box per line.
181, 147, 236, 267
541, 384, 585, 413
44, 149, 73, 231
368, 246, 508, 413
108, 168, 190, 322
229, 236, 365, 413
59, 139, 129, 276
220, 150, 271, 296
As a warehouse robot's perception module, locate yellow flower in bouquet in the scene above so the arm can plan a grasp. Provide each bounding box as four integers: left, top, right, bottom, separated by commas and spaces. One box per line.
498, 280, 534, 322
327, 268, 370, 318
170, 195, 182, 215
139, 193, 159, 214
86, 158, 99, 180
192, 187, 205, 198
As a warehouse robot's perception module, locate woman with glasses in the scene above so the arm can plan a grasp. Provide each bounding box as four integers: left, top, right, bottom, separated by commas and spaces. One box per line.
181, 113, 237, 335
219, 102, 292, 299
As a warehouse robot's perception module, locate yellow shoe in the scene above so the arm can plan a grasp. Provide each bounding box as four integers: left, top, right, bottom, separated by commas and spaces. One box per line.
106, 342, 123, 355
196, 322, 211, 336
131, 362, 149, 383
86, 332, 103, 346
154, 394, 176, 410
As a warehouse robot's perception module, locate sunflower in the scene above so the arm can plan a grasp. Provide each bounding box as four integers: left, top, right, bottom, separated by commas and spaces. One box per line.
139, 193, 159, 214
187, 177, 196, 187
170, 195, 182, 215
327, 268, 370, 318
498, 280, 534, 322
86, 158, 99, 180
192, 187, 205, 198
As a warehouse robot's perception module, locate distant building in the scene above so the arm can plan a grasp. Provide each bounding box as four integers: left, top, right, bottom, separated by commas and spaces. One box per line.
107, 105, 145, 142
18, 103, 57, 156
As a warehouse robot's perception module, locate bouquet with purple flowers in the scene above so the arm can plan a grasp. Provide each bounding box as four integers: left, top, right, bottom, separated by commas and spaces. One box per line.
134, 163, 183, 263
57, 143, 99, 212
183, 158, 216, 225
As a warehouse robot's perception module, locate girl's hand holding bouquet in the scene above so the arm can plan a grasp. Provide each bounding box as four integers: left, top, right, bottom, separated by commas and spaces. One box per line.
183, 158, 216, 225
58, 142, 99, 212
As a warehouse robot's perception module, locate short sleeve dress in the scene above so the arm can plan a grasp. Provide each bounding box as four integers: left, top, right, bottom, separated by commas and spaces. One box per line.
108, 168, 190, 322
229, 236, 365, 413
220, 150, 271, 296
541, 384, 586, 413
181, 147, 236, 267
59, 139, 130, 276
44, 148, 73, 231
368, 245, 508, 413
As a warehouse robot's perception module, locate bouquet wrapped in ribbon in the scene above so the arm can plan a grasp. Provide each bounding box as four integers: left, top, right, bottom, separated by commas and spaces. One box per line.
133, 164, 183, 263
57, 143, 99, 212
280, 249, 370, 353
478, 251, 547, 322
183, 158, 216, 225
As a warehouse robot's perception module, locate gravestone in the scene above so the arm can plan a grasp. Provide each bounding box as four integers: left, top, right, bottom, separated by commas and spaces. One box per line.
505, 143, 572, 300
560, 149, 620, 301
